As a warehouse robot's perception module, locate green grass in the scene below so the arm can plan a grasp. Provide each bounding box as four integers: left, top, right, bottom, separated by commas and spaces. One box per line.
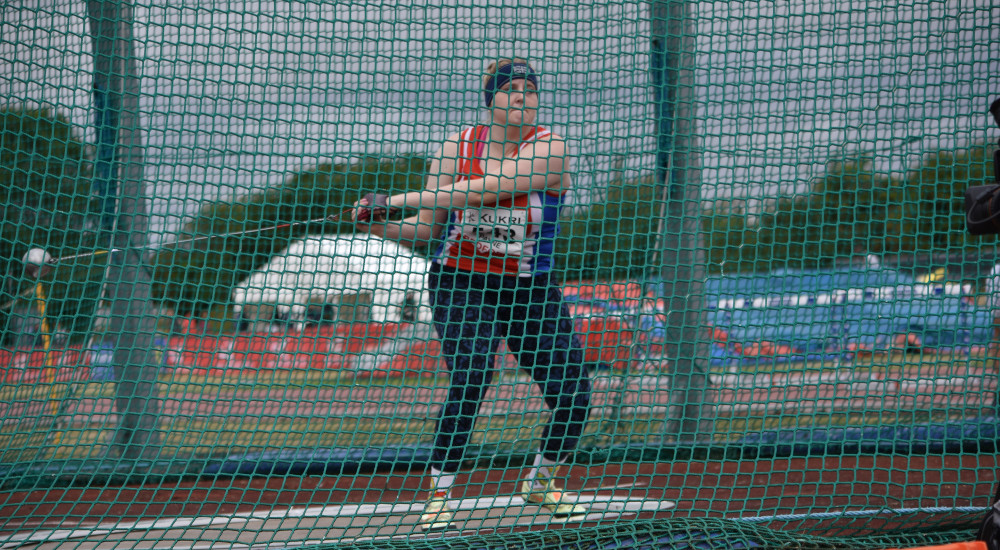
0, 350, 993, 463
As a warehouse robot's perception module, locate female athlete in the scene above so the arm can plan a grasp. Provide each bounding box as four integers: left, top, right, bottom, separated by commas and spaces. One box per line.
354, 57, 592, 531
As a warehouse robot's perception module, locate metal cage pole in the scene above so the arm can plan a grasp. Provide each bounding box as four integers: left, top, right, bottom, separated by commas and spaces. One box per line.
87, 0, 162, 461
649, 0, 714, 442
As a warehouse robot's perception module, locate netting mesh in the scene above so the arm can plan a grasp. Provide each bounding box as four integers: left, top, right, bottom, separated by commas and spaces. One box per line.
1, 0, 999, 548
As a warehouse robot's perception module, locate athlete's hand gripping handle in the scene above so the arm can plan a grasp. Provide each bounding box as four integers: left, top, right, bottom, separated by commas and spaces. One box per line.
354, 193, 398, 224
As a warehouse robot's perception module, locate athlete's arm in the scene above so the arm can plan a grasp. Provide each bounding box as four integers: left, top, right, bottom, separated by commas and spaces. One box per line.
389, 136, 568, 211
360, 136, 459, 246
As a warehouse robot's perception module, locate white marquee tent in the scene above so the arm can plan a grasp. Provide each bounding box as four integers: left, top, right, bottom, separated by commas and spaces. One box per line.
232, 234, 431, 326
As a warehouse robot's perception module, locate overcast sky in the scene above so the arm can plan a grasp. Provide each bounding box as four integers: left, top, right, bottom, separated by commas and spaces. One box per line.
2, 0, 997, 235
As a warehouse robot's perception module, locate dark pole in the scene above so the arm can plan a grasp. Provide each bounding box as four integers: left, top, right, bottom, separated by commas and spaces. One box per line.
87, 0, 162, 462
649, 0, 714, 442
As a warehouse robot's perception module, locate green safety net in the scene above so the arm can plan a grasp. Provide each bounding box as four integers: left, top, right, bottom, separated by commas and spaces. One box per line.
1, 1, 998, 548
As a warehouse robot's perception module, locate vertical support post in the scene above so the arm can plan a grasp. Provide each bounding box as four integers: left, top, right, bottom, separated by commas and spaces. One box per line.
87, 0, 161, 462
649, 0, 714, 442
34, 283, 60, 420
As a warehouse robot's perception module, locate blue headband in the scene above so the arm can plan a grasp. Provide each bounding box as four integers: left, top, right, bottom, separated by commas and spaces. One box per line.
483, 62, 539, 107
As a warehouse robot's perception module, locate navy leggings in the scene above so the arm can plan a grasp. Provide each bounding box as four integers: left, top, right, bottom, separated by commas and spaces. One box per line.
427, 263, 592, 473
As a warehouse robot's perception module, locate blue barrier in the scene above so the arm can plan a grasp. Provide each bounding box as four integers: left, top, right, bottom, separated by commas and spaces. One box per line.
736, 415, 1000, 458
696, 268, 993, 365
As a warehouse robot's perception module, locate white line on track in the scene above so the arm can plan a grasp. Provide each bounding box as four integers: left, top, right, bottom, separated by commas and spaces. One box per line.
0, 492, 676, 548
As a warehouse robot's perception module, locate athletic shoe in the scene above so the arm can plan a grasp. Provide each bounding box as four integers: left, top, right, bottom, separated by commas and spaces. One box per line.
419, 495, 454, 531
520, 476, 588, 517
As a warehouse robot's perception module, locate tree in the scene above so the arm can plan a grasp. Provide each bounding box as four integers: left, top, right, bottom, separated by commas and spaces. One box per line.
149, 155, 429, 315
702, 151, 905, 273
0, 107, 102, 344
554, 174, 661, 282
701, 200, 764, 274
763, 153, 903, 269
887, 140, 998, 255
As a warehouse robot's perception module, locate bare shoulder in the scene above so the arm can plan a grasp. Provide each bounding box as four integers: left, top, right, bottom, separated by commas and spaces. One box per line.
423, 131, 465, 191
535, 127, 564, 141
437, 131, 464, 160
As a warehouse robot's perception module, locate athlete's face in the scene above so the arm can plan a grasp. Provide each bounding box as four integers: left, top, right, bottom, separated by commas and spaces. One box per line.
491, 78, 538, 126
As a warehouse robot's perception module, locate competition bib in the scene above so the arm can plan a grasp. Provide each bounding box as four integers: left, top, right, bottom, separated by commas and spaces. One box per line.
461, 207, 528, 256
